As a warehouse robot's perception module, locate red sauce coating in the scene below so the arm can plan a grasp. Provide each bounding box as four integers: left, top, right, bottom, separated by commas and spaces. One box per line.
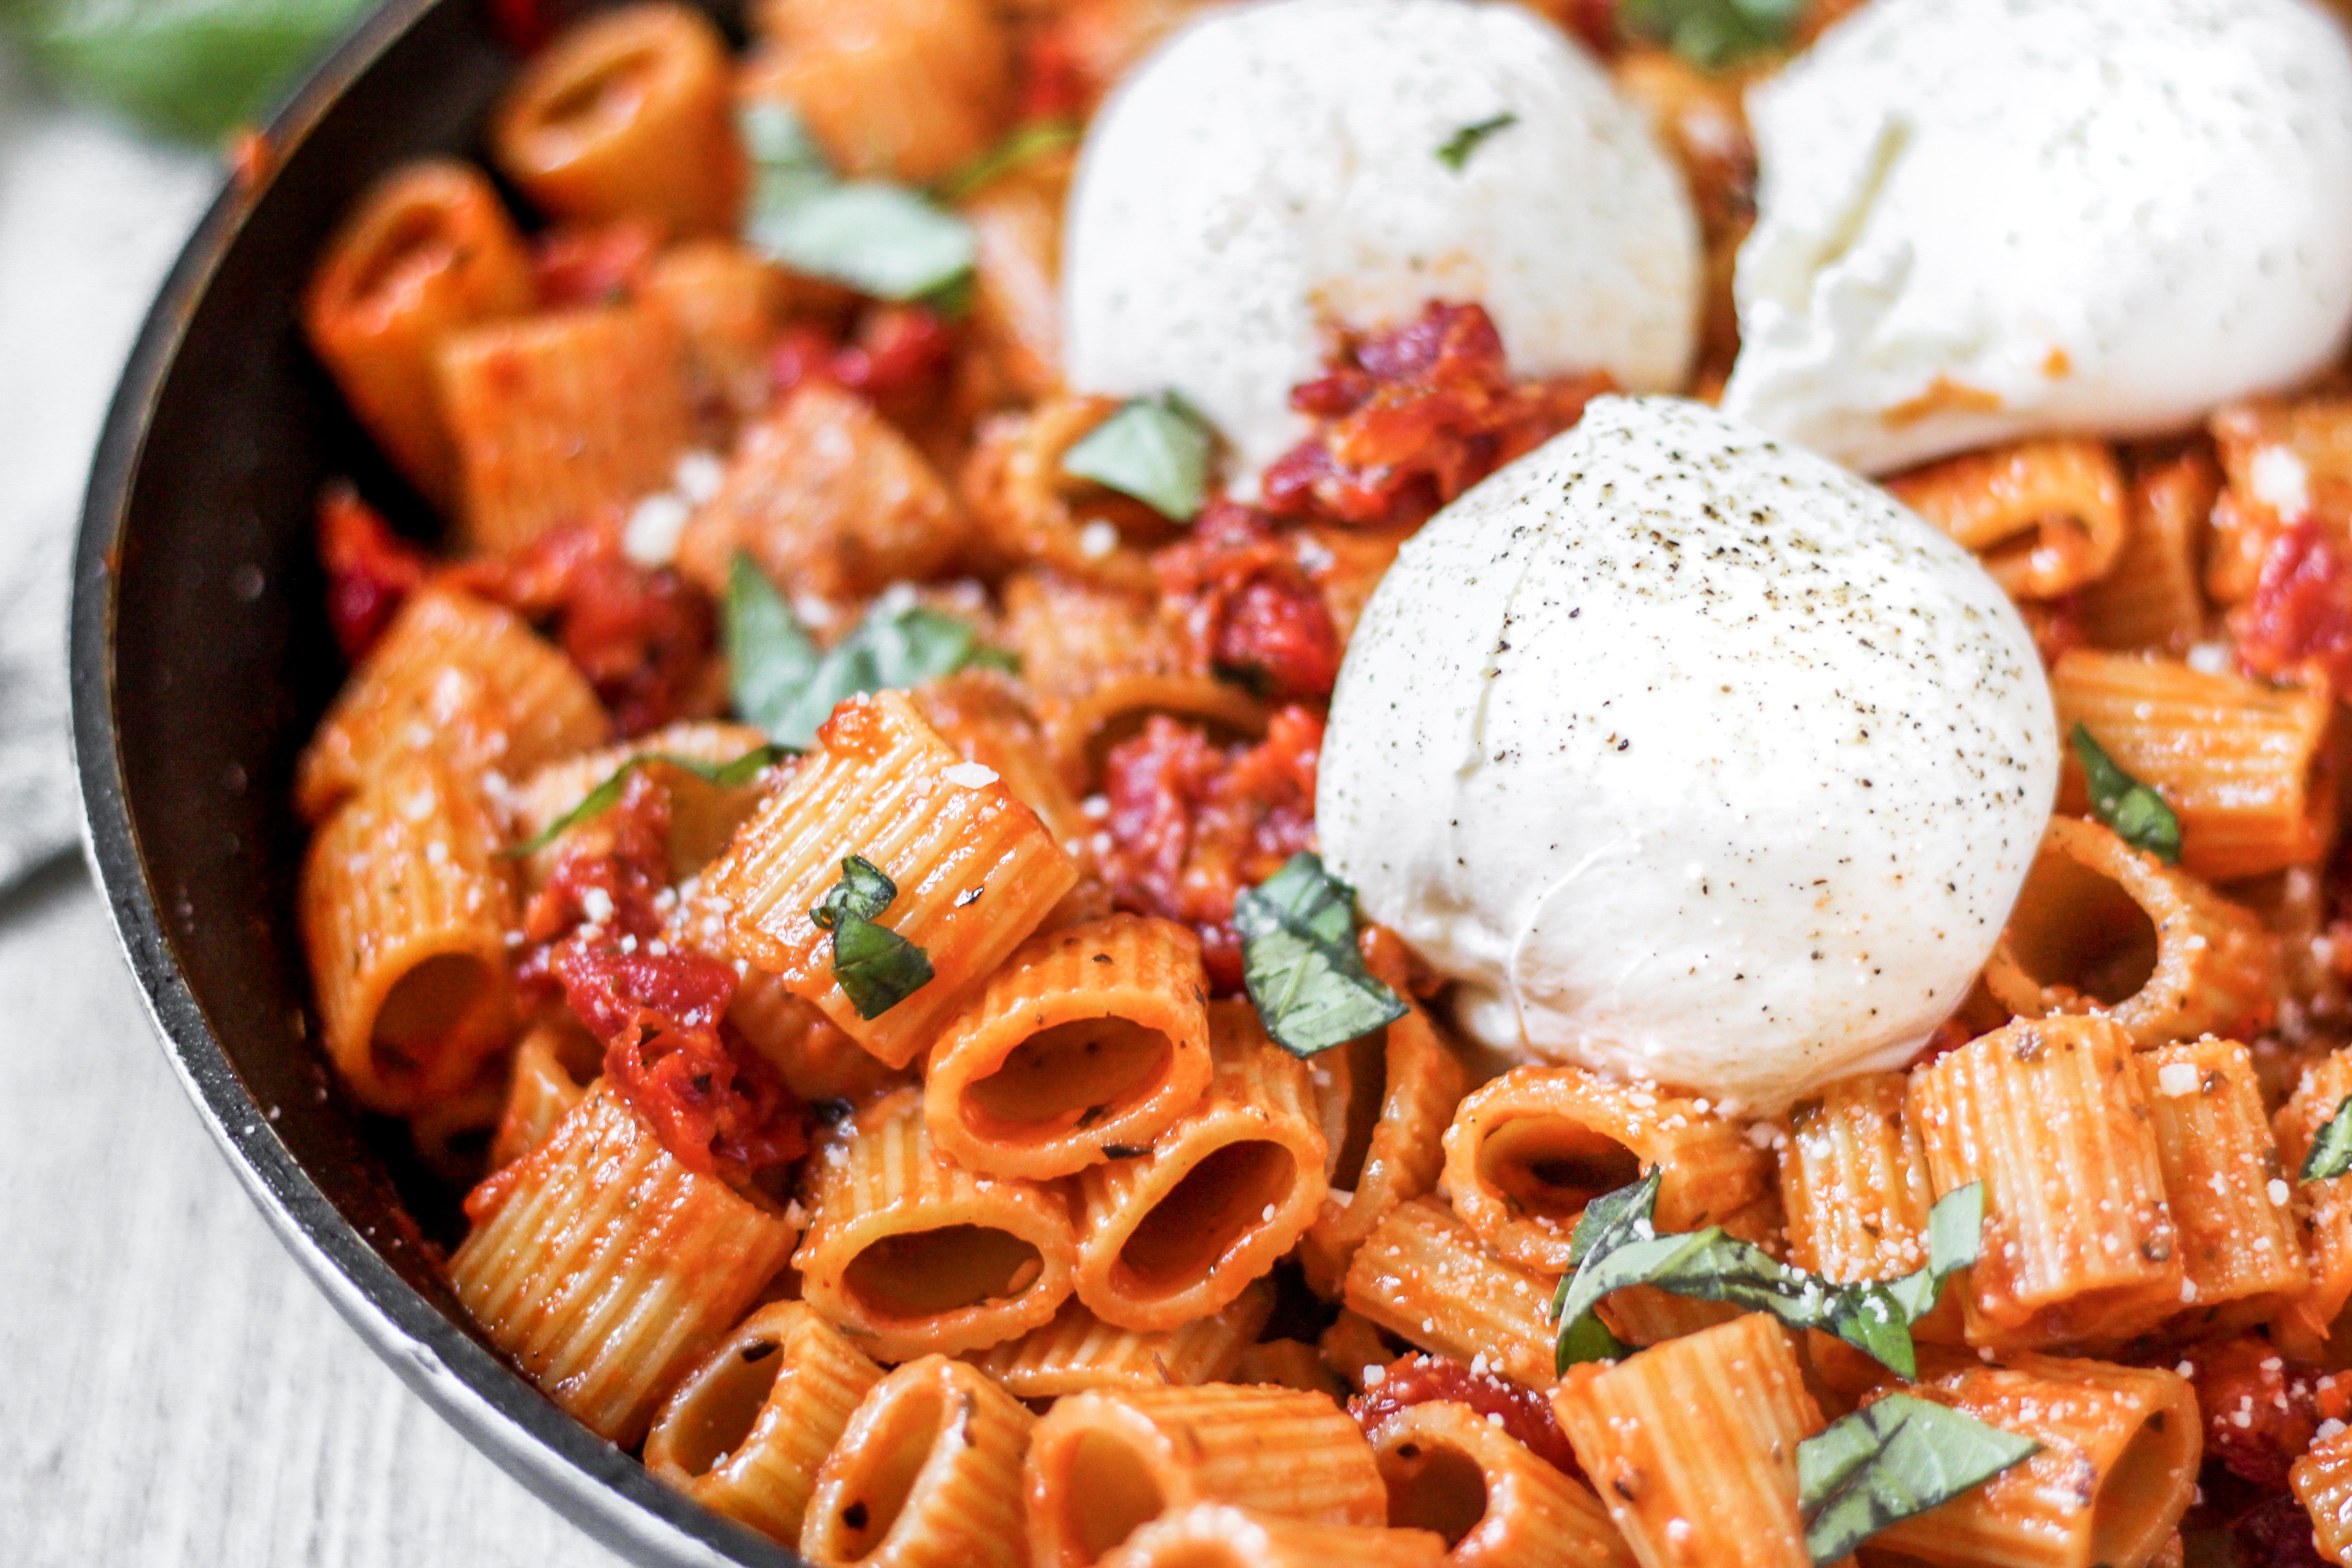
514, 771, 808, 1187
770, 304, 961, 434
318, 485, 430, 662
1155, 502, 1343, 702
2236, 1490, 2334, 1568
1100, 706, 1322, 992
1262, 301, 1611, 534
532, 220, 660, 308
460, 521, 717, 737
2232, 517, 2352, 689
1350, 1352, 1583, 1480
2181, 1336, 2351, 1490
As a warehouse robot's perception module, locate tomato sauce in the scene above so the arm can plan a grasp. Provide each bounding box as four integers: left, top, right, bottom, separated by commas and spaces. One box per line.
1262, 301, 1610, 533
318, 485, 430, 662
2233, 517, 2352, 689
1350, 1352, 1584, 1480
1155, 502, 1343, 702
1100, 706, 1323, 992
2182, 1336, 2352, 1490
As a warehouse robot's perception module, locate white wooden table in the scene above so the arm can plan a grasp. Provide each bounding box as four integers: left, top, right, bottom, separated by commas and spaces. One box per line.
0, 52, 631, 1568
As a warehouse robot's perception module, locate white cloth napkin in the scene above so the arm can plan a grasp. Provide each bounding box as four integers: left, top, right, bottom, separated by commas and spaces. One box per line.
0, 52, 218, 889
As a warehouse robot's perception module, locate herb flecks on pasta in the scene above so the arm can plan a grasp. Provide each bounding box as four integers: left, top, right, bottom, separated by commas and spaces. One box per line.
809, 856, 934, 1019
1059, 393, 1215, 522
2305, 1094, 2352, 1183
1232, 852, 1407, 1057
1797, 1394, 2040, 1565
507, 745, 792, 856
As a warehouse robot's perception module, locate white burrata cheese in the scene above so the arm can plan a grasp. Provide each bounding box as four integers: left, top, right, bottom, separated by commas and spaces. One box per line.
1062, 0, 1700, 483
1722, 0, 2352, 476
1318, 397, 2056, 1111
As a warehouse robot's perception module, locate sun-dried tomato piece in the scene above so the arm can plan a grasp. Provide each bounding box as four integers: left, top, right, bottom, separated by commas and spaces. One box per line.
1262, 301, 1610, 533
318, 484, 430, 661
1155, 502, 1343, 702
457, 521, 716, 737
2234, 518, 2352, 689
1100, 707, 1322, 992
1350, 1353, 1583, 1480
2183, 1337, 2352, 1490
532, 219, 660, 307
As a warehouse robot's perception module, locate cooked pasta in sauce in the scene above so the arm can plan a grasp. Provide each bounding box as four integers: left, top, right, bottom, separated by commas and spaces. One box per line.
287, 0, 2352, 1563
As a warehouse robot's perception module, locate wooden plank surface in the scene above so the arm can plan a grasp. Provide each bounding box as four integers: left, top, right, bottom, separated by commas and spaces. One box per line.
0, 861, 633, 1567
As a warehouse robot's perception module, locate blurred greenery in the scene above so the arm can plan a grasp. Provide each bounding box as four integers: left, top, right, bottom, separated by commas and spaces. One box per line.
0, 0, 371, 142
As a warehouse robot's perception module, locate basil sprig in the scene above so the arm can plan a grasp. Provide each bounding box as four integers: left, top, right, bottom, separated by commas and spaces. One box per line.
726, 555, 1017, 747
811, 855, 934, 1018
1553, 1173, 1984, 1378
1060, 393, 1215, 522
1619, 0, 1803, 68
1435, 113, 1518, 172
506, 745, 793, 858
1798, 1394, 2040, 1564
2305, 1094, 2352, 1183
939, 119, 1082, 202
2071, 723, 2182, 864
1234, 853, 1409, 1057
740, 101, 977, 303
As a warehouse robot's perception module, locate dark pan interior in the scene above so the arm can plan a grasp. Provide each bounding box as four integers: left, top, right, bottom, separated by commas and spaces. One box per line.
69, 0, 798, 1561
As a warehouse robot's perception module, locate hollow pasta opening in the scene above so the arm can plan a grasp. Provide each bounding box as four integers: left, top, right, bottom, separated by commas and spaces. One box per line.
966, 1016, 1174, 1133
343, 208, 459, 312
372, 951, 504, 1092
1332, 1029, 1390, 1192
660, 1335, 785, 1477
2004, 847, 2159, 1004
1478, 1115, 1643, 1223
1380, 1438, 1490, 1548
1060, 1428, 1168, 1564
1118, 1140, 1296, 1290
2087, 1407, 2196, 1568
825, 1379, 944, 1562
534, 48, 659, 144
845, 1225, 1045, 1319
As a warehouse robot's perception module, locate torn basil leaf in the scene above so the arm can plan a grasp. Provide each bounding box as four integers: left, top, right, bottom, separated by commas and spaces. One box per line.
1619, 0, 1801, 69
2304, 1094, 2352, 1183
1060, 393, 1215, 522
740, 101, 977, 301
1798, 1394, 2039, 1564
940, 118, 1081, 202
2071, 722, 2182, 864
1435, 112, 1518, 172
811, 855, 934, 1018
1552, 1175, 1984, 1379
506, 745, 793, 857
724, 555, 1017, 747
1235, 853, 1410, 1058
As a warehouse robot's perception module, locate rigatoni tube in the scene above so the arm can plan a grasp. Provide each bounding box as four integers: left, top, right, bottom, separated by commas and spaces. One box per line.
1024, 1384, 1386, 1568
1369, 1400, 1634, 1568
644, 1301, 885, 1546
926, 913, 1212, 1180
801, 1355, 1034, 1568
1071, 1001, 1326, 1331
794, 1087, 1077, 1360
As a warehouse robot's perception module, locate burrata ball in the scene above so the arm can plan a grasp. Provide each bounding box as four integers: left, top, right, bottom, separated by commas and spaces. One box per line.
1722, 0, 2352, 476
1318, 395, 2057, 1111
1062, 0, 1701, 483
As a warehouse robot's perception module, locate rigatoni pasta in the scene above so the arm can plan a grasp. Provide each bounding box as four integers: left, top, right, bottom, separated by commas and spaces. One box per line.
1779, 1071, 1961, 1341
967, 1283, 1273, 1400
801, 1354, 1034, 1568
1024, 1384, 1386, 1568
1367, 1400, 1634, 1568
1341, 1198, 1560, 1392
449, 1084, 800, 1445
1098, 1505, 1448, 1568
794, 1087, 1078, 1360
2134, 1036, 2306, 1322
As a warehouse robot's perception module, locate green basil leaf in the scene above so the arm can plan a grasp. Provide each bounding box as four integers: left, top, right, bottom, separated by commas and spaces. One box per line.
2305, 1094, 2352, 1183
5, 0, 369, 142
740, 99, 834, 207
754, 182, 977, 301
2070, 722, 2183, 864
811, 855, 934, 1018
1060, 393, 1215, 522
727, 553, 825, 740
1553, 1175, 1984, 1379
1618, 0, 1803, 69
1234, 853, 1409, 1058
939, 119, 1082, 202
1798, 1394, 2040, 1565
725, 559, 1015, 747
506, 745, 793, 858
1435, 112, 1518, 172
